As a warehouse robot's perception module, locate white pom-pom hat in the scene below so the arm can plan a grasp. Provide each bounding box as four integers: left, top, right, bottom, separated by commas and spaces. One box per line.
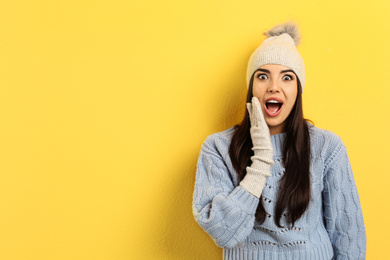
246, 22, 306, 92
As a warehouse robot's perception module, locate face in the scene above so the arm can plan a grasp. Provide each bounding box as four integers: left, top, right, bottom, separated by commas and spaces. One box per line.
252, 64, 298, 135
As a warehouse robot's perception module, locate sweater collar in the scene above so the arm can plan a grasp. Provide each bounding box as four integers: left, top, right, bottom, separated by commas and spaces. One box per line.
271, 132, 286, 157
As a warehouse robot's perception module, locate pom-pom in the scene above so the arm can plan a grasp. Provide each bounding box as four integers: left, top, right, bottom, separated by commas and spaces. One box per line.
264, 22, 301, 46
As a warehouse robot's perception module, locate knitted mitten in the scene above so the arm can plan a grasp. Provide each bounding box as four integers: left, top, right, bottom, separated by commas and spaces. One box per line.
240, 97, 274, 198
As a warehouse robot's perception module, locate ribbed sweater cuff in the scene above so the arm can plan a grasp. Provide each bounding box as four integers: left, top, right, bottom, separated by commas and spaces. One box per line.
230, 186, 259, 214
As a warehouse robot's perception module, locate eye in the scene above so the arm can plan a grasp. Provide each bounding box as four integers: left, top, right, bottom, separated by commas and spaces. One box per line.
257, 74, 268, 80
282, 75, 293, 80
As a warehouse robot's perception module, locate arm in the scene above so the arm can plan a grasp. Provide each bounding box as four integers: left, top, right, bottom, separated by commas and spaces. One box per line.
192, 97, 274, 248
192, 140, 259, 248
323, 144, 366, 259
239, 97, 274, 197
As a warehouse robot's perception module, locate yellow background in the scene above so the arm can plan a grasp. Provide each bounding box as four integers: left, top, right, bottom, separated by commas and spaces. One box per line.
0, 0, 389, 259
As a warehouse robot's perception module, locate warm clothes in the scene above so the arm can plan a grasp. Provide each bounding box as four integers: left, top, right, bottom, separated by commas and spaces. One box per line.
240, 97, 274, 198
246, 22, 306, 91
192, 125, 366, 260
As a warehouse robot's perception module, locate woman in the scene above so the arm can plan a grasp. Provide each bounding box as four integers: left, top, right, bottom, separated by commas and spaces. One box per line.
192, 22, 366, 259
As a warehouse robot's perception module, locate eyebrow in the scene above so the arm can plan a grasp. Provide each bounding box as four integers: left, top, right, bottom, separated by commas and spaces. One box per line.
255, 68, 295, 74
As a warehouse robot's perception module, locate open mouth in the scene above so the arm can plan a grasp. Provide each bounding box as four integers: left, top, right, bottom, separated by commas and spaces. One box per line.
265, 99, 283, 117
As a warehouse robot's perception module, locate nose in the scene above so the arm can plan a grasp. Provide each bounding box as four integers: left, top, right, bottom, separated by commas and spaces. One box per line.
267, 79, 280, 93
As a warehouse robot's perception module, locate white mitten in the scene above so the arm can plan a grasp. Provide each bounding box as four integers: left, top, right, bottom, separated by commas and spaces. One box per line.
239, 97, 274, 198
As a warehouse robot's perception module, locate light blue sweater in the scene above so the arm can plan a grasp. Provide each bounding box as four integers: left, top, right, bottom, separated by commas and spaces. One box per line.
192, 125, 366, 260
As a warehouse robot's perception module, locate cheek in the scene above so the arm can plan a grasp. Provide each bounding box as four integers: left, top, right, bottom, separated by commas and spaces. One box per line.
285, 85, 298, 101
284, 89, 298, 111
252, 85, 265, 99
252, 90, 265, 107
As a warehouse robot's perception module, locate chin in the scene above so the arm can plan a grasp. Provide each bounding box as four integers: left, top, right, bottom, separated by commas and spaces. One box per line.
265, 118, 286, 131
265, 119, 283, 127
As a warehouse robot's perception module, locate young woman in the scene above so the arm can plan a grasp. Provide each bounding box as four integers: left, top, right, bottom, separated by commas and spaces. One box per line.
192, 23, 366, 259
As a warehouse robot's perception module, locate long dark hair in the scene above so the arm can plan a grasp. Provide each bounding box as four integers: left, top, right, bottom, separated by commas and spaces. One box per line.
228, 73, 312, 227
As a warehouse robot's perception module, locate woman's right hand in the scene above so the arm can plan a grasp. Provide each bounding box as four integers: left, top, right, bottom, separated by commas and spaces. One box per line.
246, 97, 274, 163
239, 97, 274, 198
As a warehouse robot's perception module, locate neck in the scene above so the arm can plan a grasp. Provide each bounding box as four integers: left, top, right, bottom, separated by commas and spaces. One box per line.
269, 124, 284, 135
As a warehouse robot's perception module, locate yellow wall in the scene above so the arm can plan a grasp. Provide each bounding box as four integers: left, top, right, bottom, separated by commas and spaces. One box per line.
0, 0, 389, 259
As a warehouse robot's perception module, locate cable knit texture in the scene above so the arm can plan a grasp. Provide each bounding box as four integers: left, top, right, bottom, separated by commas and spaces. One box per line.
192, 125, 366, 260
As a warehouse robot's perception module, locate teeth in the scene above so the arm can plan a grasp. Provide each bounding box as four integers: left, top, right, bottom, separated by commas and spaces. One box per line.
267, 100, 281, 104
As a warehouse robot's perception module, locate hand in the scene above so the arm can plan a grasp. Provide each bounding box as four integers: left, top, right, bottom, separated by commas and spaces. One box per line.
239, 97, 274, 198
246, 97, 274, 164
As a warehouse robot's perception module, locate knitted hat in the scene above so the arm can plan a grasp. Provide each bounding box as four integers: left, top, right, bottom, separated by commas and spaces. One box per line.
246, 22, 306, 92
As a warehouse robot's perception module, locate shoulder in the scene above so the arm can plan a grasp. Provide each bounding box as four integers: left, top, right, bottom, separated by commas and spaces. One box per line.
197, 127, 237, 181
308, 124, 344, 146
308, 124, 347, 167
200, 127, 235, 161
201, 127, 236, 157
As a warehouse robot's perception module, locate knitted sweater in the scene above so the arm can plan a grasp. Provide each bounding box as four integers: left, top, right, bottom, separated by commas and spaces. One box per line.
192, 125, 366, 260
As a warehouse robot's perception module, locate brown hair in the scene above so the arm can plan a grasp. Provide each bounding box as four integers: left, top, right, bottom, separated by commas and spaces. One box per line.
228, 73, 312, 227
